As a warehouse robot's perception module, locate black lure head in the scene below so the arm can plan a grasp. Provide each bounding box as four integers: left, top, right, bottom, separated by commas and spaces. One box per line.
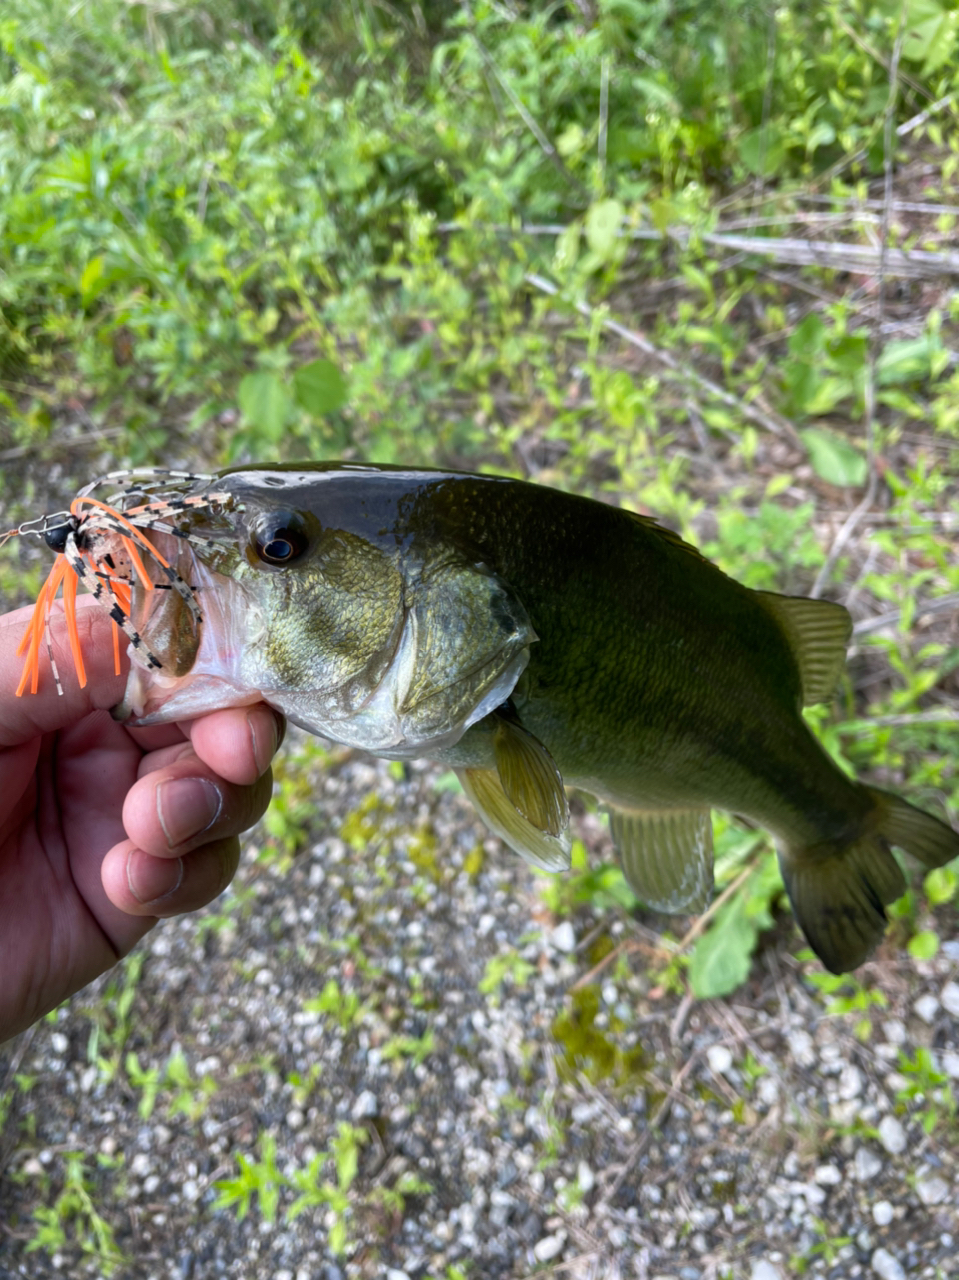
43, 517, 78, 554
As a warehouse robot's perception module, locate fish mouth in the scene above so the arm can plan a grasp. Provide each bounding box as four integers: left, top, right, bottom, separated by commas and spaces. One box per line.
112, 528, 265, 726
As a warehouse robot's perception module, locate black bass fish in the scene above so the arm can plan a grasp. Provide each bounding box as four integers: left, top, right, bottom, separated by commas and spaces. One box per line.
10, 463, 958, 973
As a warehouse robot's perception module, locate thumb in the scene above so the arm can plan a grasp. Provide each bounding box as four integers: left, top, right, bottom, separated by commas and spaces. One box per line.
0, 596, 129, 746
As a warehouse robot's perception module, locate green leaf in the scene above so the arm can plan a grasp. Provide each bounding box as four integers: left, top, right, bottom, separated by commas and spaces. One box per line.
908, 930, 940, 961
805, 121, 836, 155
736, 125, 786, 177
799, 427, 868, 488
80, 255, 105, 305
238, 372, 293, 439
900, 0, 958, 73
556, 123, 586, 157
788, 313, 827, 357
876, 335, 940, 386
584, 198, 624, 262
689, 895, 756, 998
553, 221, 581, 274
292, 358, 349, 416
924, 865, 958, 906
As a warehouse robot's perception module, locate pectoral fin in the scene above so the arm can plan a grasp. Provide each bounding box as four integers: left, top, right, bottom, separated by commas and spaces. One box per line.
457, 767, 572, 872
492, 715, 569, 837
608, 806, 714, 913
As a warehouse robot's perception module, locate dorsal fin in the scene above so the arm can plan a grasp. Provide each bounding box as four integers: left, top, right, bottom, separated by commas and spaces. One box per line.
757, 592, 852, 706
624, 511, 708, 563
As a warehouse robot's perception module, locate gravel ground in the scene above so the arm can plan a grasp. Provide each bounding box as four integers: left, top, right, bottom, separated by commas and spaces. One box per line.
1, 742, 957, 1280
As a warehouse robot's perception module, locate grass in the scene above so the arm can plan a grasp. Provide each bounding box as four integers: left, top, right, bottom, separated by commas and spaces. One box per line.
1, 0, 958, 1266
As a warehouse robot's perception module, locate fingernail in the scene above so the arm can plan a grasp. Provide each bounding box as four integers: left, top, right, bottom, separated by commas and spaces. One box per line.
248, 709, 280, 777
156, 778, 222, 849
126, 848, 184, 905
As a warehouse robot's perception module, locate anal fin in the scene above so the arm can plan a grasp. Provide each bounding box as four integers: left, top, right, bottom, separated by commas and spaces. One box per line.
608, 806, 714, 913
457, 767, 572, 872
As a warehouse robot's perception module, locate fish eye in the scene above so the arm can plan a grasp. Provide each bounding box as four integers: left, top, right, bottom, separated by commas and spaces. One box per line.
252, 512, 310, 566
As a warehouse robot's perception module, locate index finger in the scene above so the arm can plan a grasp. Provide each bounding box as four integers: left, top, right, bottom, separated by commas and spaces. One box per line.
0, 598, 128, 747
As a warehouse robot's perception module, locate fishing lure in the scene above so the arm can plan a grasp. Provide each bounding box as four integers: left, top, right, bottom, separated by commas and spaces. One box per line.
2, 469, 234, 696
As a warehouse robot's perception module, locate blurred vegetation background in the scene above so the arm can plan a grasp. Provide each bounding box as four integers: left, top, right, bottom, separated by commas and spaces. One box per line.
2, 0, 959, 1094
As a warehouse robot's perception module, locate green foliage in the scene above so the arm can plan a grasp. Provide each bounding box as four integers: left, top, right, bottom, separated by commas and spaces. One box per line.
478, 949, 536, 1004
304, 977, 376, 1033
380, 1028, 436, 1067
895, 1046, 958, 1135
689, 843, 781, 1000
800, 427, 868, 489
214, 1132, 283, 1223
213, 1121, 429, 1256
25, 1151, 126, 1275
551, 984, 650, 1088
801, 959, 889, 1041
81, 952, 145, 1084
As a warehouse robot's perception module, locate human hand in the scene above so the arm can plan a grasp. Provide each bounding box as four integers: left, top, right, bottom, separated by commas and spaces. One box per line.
0, 598, 281, 1042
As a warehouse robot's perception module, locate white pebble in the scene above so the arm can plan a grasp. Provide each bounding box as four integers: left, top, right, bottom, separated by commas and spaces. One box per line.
838, 1063, 864, 1100
787, 1029, 816, 1067
286, 1109, 305, 1131
940, 981, 959, 1018
751, 1262, 783, 1280
533, 1233, 566, 1262
577, 1161, 595, 1194
855, 1147, 883, 1182
707, 1045, 734, 1075
871, 1247, 907, 1280
352, 1090, 378, 1120
877, 1115, 906, 1155
943, 1051, 959, 1079
915, 1173, 949, 1206
757, 1076, 779, 1106
872, 1200, 894, 1226
814, 1164, 842, 1186
549, 921, 576, 953
50, 1033, 69, 1055
386, 1271, 411, 1280
913, 993, 939, 1024
882, 1019, 907, 1045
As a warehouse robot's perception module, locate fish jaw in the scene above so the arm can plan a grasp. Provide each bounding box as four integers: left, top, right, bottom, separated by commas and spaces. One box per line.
113, 543, 268, 724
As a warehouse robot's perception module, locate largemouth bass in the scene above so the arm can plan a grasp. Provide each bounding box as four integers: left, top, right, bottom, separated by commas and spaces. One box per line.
11, 463, 959, 973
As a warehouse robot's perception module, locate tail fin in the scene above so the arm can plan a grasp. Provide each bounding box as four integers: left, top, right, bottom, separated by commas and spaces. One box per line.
780, 789, 959, 974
